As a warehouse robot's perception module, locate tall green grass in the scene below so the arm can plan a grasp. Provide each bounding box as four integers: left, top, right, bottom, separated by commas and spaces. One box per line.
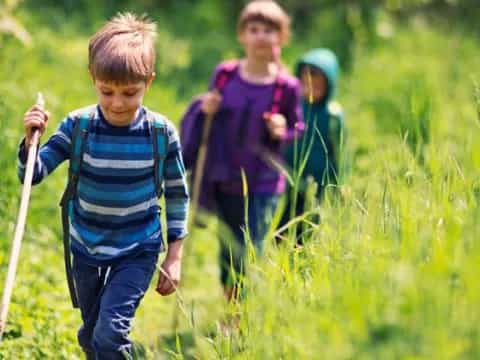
207, 26, 480, 359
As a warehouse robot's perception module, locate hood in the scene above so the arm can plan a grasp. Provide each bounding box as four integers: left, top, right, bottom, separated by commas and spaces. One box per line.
295, 48, 339, 101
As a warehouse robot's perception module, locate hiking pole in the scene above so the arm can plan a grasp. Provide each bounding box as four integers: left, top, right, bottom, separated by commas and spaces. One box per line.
0, 93, 44, 341
190, 112, 215, 221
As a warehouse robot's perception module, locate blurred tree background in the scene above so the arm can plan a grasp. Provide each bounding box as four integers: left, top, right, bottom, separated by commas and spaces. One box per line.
3, 0, 478, 97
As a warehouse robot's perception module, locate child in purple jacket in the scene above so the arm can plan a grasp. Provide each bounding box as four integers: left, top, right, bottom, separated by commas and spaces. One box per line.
181, 0, 303, 300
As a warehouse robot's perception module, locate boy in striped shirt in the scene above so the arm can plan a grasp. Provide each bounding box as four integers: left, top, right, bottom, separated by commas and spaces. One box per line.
18, 13, 189, 359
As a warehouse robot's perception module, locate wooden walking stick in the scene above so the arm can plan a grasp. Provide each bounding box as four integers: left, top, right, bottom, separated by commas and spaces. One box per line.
169, 110, 215, 332
190, 112, 215, 221
0, 93, 44, 340
170, 68, 232, 332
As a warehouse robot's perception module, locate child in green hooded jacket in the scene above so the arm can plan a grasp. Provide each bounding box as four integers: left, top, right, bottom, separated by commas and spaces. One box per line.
281, 48, 346, 244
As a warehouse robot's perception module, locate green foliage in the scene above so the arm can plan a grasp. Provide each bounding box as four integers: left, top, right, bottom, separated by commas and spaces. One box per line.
0, 0, 31, 46
369, 73, 432, 162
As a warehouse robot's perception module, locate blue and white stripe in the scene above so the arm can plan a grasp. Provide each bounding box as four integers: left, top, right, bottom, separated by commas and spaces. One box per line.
18, 105, 189, 263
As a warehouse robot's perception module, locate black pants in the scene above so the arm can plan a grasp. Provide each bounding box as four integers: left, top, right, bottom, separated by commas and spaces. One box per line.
215, 191, 278, 287
279, 190, 321, 245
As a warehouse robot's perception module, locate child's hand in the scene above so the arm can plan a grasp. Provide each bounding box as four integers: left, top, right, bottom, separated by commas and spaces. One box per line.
24, 104, 49, 146
156, 240, 183, 296
156, 257, 181, 296
200, 89, 222, 117
264, 112, 287, 140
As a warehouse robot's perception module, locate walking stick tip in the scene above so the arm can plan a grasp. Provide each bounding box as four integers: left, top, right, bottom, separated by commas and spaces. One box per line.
36, 92, 45, 108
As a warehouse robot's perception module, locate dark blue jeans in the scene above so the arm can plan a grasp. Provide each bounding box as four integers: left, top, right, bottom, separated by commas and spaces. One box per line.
72, 251, 158, 360
215, 191, 278, 287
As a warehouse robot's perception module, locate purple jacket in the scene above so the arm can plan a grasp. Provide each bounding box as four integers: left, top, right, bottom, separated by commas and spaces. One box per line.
181, 61, 304, 211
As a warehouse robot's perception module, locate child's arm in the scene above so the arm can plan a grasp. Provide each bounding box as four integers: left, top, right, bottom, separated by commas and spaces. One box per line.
180, 97, 207, 170
18, 107, 73, 185
156, 239, 183, 296
179, 64, 225, 170
163, 124, 189, 243
267, 81, 304, 143
156, 123, 189, 296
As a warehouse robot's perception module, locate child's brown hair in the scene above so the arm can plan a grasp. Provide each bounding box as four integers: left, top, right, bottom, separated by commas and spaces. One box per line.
89, 12, 157, 83
237, 0, 291, 45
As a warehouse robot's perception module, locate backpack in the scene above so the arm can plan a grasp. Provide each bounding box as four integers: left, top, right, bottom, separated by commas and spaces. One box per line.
59, 108, 168, 308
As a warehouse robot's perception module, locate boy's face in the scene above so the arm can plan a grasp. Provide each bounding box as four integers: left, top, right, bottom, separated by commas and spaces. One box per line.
300, 67, 328, 103
238, 21, 280, 61
93, 76, 153, 126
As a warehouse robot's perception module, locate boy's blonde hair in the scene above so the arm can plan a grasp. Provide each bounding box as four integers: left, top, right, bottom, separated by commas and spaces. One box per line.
89, 12, 157, 83
237, 0, 291, 45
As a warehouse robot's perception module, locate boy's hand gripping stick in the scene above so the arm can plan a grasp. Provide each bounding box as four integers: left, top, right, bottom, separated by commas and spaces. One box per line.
0, 93, 44, 340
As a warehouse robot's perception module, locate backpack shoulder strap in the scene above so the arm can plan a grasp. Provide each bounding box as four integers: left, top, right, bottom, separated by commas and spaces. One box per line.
70, 114, 91, 178
214, 59, 239, 91
270, 72, 288, 114
60, 110, 93, 206
59, 108, 93, 309
146, 109, 168, 198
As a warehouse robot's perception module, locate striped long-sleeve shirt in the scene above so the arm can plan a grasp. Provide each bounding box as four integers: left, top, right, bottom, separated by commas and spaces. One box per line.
18, 105, 189, 265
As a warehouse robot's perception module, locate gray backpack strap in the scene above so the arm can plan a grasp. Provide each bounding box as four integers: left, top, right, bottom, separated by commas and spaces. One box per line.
147, 110, 168, 197
59, 111, 93, 308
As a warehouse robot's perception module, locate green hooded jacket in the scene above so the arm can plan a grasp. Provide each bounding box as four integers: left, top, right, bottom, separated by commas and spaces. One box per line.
285, 48, 345, 195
